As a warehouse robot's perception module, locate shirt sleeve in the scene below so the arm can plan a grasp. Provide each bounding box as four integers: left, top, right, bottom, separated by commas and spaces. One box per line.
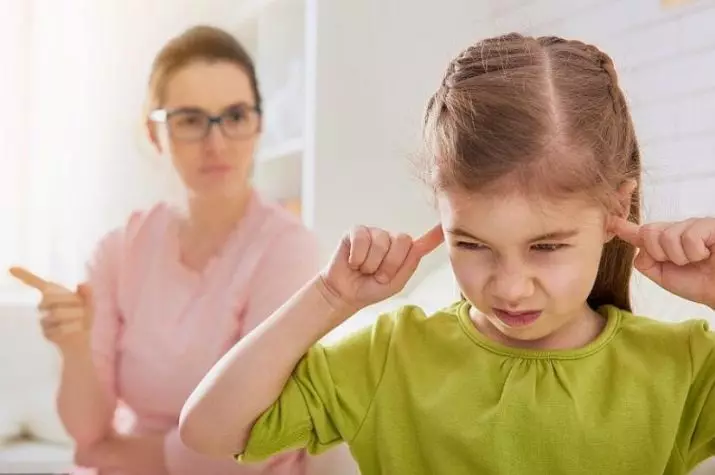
235, 311, 398, 464
680, 319, 715, 469
86, 223, 129, 407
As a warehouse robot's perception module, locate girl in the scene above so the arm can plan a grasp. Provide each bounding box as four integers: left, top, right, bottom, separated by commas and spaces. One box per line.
179, 33, 715, 474
9, 25, 345, 475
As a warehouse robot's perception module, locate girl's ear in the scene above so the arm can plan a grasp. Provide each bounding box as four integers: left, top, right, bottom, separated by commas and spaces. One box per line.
605, 179, 638, 243
616, 179, 638, 219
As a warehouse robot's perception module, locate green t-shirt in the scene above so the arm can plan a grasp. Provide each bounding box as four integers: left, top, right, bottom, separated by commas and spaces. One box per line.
236, 301, 715, 474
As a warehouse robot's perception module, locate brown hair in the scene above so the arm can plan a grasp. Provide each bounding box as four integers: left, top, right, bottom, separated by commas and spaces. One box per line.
423, 33, 641, 311
146, 25, 262, 115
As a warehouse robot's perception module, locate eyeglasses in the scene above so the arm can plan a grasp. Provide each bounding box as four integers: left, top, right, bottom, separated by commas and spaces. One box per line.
149, 104, 261, 142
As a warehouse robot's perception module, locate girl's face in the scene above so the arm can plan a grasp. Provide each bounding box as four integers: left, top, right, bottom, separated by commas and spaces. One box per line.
437, 188, 612, 348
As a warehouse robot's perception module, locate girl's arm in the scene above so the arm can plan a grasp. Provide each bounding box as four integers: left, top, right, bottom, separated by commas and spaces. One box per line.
159, 228, 323, 474
179, 276, 349, 457
179, 225, 443, 457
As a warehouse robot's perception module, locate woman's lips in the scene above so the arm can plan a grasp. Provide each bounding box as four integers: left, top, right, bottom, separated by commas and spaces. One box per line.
200, 164, 232, 175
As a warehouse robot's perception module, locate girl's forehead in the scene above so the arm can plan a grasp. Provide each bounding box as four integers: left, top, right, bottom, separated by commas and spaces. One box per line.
436, 189, 604, 227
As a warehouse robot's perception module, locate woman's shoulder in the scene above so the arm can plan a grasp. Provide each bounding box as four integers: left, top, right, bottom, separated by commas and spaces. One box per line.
93, 203, 172, 257
251, 195, 318, 248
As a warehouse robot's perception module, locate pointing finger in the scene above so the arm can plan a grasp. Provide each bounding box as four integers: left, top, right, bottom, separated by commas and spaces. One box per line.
9, 266, 50, 291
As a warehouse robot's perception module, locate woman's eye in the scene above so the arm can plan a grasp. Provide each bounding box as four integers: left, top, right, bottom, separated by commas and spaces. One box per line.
224, 109, 247, 122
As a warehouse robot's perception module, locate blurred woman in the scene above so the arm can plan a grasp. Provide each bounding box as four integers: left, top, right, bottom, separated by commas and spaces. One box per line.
12, 25, 321, 475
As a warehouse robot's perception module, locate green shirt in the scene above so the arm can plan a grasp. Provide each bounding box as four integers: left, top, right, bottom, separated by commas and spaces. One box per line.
236, 301, 715, 474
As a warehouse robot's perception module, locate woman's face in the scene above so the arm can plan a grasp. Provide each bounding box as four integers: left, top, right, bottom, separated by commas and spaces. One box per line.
150, 60, 260, 201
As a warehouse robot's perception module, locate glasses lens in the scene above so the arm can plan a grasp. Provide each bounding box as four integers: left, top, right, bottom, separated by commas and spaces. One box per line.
220, 107, 259, 138
167, 110, 209, 140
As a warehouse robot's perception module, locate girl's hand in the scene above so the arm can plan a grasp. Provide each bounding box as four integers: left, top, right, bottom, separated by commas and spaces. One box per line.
321, 224, 444, 311
612, 217, 715, 309
8, 266, 93, 351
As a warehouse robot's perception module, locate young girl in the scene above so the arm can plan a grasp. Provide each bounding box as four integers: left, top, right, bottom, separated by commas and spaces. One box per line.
179, 33, 715, 474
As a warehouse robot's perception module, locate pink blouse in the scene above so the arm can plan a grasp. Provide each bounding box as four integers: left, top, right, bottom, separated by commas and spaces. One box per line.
85, 192, 320, 474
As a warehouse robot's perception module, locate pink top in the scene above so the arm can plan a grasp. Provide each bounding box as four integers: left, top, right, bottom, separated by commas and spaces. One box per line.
86, 192, 320, 475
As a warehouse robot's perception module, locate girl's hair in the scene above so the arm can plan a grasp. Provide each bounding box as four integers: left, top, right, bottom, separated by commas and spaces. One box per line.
423, 33, 641, 311
145, 25, 262, 115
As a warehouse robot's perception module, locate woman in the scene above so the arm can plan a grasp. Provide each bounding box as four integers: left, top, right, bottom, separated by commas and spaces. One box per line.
10, 25, 322, 475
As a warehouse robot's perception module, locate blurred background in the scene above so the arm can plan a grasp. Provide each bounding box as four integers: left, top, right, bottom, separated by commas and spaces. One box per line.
0, 0, 714, 472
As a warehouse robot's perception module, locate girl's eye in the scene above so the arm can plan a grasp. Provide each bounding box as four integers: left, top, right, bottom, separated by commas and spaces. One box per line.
456, 241, 488, 251
532, 243, 567, 252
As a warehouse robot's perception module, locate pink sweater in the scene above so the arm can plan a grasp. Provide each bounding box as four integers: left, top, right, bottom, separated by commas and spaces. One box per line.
85, 192, 319, 474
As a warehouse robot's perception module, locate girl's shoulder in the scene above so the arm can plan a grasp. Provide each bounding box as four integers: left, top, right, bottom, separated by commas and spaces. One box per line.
608, 305, 715, 367
614, 305, 710, 340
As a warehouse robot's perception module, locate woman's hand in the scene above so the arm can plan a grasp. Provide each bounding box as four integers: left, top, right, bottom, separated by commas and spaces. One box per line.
75, 433, 169, 475
9, 266, 93, 352
320, 224, 444, 312
612, 217, 715, 309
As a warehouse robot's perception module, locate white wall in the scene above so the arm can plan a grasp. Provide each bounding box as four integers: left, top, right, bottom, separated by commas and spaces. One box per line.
475, 0, 715, 323
306, 0, 491, 284
1, 0, 243, 297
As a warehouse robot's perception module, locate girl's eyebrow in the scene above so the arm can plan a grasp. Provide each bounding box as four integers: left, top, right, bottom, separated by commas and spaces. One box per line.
531, 229, 580, 242
446, 227, 579, 245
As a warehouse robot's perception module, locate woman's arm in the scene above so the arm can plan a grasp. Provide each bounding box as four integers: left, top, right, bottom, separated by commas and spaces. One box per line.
75, 433, 168, 475
57, 335, 115, 447
58, 229, 125, 447
10, 232, 122, 447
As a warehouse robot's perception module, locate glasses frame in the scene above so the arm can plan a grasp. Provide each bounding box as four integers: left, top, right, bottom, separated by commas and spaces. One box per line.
149, 104, 262, 142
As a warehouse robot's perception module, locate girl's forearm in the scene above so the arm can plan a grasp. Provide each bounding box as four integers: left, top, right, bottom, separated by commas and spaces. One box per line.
179, 277, 351, 457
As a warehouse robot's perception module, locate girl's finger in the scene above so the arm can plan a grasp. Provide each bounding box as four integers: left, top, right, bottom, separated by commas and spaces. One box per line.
413, 224, 444, 257
610, 217, 643, 247
641, 223, 669, 263
360, 228, 391, 275
659, 220, 695, 266
374, 233, 413, 283
681, 219, 714, 263
347, 226, 371, 270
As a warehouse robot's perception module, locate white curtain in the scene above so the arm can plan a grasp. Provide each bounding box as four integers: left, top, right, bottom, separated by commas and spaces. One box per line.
1, 0, 115, 298
0, 0, 46, 301
0, 1, 242, 300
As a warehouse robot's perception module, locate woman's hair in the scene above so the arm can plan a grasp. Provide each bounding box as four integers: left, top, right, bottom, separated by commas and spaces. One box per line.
145, 25, 262, 115
422, 33, 641, 311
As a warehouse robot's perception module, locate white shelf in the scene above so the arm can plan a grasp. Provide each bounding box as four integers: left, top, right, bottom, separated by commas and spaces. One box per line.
256, 137, 303, 164
252, 147, 302, 202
